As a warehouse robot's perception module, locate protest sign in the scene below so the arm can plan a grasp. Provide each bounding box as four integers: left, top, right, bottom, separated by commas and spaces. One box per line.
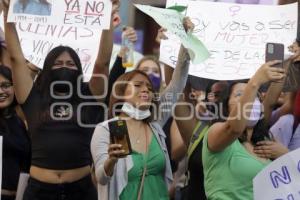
135, 4, 210, 64
161, 1, 297, 80
1, 15, 144, 81
16, 22, 102, 81
253, 148, 300, 200
7, 0, 112, 30
0, 13, 101, 81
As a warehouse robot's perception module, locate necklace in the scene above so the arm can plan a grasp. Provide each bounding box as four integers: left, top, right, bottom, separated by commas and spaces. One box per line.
135, 124, 148, 145
135, 130, 144, 144
136, 138, 141, 144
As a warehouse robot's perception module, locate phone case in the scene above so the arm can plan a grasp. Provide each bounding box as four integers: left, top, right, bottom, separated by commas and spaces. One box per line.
265, 43, 284, 68
109, 120, 132, 156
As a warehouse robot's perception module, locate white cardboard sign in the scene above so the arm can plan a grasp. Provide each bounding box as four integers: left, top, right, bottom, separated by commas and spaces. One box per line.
253, 148, 300, 200
7, 0, 112, 30
160, 1, 297, 80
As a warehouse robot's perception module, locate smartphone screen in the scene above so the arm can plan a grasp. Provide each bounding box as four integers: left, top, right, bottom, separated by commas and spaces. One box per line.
265, 43, 284, 68
109, 120, 132, 157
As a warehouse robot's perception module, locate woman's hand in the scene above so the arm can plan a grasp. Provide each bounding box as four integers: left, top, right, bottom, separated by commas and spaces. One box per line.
155, 28, 168, 44
183, 17, 195, 33
107, 143, 126, 162
1, 0, 9, 20
104, 143, 125, 177
253, 60, 285, 85
118, 27, 137, 57
254, 139, 289, 159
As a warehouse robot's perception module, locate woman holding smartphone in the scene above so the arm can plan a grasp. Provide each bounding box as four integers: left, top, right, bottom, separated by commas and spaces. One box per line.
202, 61, 285, 200
91, 19, 193, 200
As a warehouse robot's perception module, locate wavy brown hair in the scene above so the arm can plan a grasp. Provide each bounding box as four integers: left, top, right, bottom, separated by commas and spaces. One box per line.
108, 70, 159, 122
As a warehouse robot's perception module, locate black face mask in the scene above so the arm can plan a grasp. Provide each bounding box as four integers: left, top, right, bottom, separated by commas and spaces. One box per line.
51, 68, 80, 94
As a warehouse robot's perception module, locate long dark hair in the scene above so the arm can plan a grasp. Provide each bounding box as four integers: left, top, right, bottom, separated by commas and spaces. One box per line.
205, 80, 230, 124
34, 46, 83, 121
35, 46, 83, 93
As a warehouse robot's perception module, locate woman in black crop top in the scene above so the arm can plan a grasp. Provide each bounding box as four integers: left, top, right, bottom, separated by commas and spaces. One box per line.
3, 1, 121, 199
0, 65, 31, 200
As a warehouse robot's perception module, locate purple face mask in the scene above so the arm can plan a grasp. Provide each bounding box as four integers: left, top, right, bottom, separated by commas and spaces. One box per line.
148, 73, 161, 91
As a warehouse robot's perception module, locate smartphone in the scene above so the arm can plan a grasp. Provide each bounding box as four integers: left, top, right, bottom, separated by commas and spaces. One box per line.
265, 43, 284, 68
109, 120, 132, 157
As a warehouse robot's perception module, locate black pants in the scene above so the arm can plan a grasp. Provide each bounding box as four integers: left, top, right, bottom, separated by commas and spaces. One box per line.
22, 175, 97, 200
1, 195, 16, 200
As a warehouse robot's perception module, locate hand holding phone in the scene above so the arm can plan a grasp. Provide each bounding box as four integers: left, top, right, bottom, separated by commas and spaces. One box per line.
265, 43, 284, 68
109, 120, 132, 158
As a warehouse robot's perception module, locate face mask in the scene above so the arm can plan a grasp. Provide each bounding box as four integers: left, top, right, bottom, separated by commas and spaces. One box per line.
121, 102, 151, 120
51, 68, 80, 93
148, 73, 161, 92
247, 97, 262, 128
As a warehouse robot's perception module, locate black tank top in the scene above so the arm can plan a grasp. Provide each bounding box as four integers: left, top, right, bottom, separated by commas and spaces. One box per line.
186, 140, 206, 200
21, 83, 104, 169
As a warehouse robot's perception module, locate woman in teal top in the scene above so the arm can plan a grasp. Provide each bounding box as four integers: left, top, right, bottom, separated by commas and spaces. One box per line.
202, 60, 285, 200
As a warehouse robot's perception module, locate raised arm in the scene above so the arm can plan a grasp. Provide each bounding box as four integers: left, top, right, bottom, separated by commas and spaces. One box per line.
174, 81, 199, 146
158, 18, 193, 127
105, 27, 137, 105
88, 0, 120, 101
170, 119, 188, 161
263, 55, 297, 123
207, 61, 285, 152
3, 2, 33, 104
0, 27, 11, 67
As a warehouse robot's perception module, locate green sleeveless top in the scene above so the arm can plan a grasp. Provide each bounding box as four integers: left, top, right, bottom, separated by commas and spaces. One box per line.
202, 131, 270, 200
120, 135, 169, 200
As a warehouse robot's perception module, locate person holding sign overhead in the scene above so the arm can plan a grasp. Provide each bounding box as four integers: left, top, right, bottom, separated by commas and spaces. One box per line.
3, 0, 120, 199
13, 0, 51, 16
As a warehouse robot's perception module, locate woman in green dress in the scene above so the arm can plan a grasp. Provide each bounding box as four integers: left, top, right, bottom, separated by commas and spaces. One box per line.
91, 18, 194, 200
91, 69, 188, 200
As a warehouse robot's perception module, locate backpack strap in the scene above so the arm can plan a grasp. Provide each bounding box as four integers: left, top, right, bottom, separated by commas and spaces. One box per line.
187, 121, 209, 159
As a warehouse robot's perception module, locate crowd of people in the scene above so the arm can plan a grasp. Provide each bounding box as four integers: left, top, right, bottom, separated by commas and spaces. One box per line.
0, 0, 299, 200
